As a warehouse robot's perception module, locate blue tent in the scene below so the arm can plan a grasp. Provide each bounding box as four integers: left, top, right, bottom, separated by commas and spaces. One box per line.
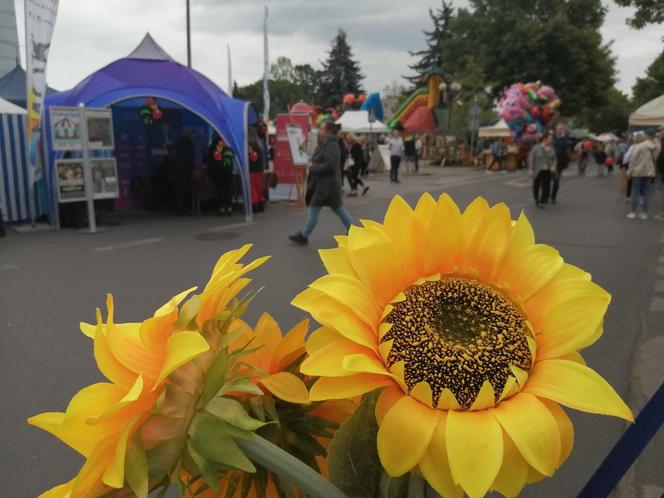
44, 34, 257, 223
0, 65, 57, 108
0, 97, 30, 222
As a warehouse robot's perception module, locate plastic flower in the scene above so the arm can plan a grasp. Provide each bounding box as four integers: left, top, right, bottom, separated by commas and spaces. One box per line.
294, 194, 633, 498
28, 245, 268, 498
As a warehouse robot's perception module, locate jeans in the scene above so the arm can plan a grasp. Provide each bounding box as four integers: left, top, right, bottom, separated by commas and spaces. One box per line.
630, 177, 653, 213
533, 170, 551, 204
302, 205, 353, 237
390, 156, 401, 182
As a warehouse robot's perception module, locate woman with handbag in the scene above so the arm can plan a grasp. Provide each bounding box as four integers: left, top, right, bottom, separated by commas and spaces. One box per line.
289, 121, 353, 245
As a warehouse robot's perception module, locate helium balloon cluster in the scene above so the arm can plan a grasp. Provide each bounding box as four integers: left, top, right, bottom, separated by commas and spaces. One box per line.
498, 82, 560, 144
342, 93, 367, 109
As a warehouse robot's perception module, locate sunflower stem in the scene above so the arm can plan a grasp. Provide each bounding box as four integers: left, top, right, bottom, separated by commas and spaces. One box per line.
407, 473, 426, 498
235, 434, 347, 498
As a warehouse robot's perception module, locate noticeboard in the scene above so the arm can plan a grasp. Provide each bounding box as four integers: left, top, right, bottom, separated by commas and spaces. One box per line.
50, 107, 83, 151
90, 158, 119, 199
86, 108, 115, 150
55, 159, 86, 202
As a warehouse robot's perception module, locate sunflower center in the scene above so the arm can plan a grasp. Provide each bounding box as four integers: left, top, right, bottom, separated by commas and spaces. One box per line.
381, 278, 533, 410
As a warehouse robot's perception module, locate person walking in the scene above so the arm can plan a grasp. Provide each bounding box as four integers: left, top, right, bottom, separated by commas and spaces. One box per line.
289, 121, 353, 245
346, 133, 369, 197
338, 131, 351, 190
575, 139, 591, 176
248, 128, 265, 213
626, 128, 660, 220
529, 132, 556, 208
488, 139, 504, 172
415, 134, 423, 172
404, 134, 417, 173
206, 134, 235, 216
551, 123, 573, 204
388, 130, 404, 183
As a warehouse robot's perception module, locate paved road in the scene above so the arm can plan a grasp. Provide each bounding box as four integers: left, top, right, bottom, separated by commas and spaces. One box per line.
2, 166, 662, 497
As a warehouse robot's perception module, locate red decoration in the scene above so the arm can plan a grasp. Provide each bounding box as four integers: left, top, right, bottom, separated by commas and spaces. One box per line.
249, 149, 259, 162
152, 109, 163, 120
358, 94, 367, 103
214, 151, 222, 161
582, 140, 592, 152
343, 94, 356, 105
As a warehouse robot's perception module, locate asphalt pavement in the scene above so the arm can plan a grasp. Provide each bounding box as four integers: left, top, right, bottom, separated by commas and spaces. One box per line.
1, 165, 663, 497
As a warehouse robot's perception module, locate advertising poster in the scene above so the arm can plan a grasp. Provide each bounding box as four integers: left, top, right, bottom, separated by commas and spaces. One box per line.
86, 109, 115, 149
286, 123, 308, 166
90, 158, 119, 199
55, 159, 86, 202
50, 107, 82, 151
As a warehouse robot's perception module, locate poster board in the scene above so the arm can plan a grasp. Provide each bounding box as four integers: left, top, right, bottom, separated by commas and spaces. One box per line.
90, 158, 119, 199
273, 114, 311, 198
286, 123, 308, 166
55, 159, 86, 202
86, 108, 115, 150
50, 107, 83, 151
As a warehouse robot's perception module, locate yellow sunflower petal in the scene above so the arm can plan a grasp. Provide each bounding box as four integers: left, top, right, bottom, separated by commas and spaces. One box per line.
305, 327, 341, 355
254, 313, 283, 356
93, 310, 136, 390
70, 436, 115, 497
537, 294, 610, 360
88, 375, 144, 424
347, 224, 402, 306
309, 374, 393, 401
502, 212, 535, 262
40, 479, 75, 498
382, 195, 426, 286
414, 192, 437, 228
462, 203, 512, 281
319, 246, 356, 278
496, 244, 563, 303
274, 319, 309, 371
446, 409, 503, 498
80, 322, 96, 339
423, 193, 463, 276
491, 431, 529, 498
541, 399, 574, 465
419, 412, 464, 498
492, 393, 561, 476
154, 331, 210, 387
310, 274, 382, 325
300, 338, 378, 377
460, 196, 490, 239
523, 359, 634, 421
102, 414, 143, 488
377, 395, 440, 476
375, 385, 404, 425
259, 372, 310, 404
153, 286, 197, 318
342, 353, 391, 376
106, 320, 162, 380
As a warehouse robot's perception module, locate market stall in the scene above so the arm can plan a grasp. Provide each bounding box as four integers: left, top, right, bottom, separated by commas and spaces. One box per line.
629, 95, 664, 127
336, 110, 387, 134
0, 97, 31, 222
44, 34, 257, 224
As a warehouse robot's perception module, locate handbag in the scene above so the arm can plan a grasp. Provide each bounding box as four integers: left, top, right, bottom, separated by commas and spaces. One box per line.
344, 157, 354, 171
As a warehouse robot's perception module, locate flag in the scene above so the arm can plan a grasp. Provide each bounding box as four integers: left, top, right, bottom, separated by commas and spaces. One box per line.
25, 0, 58, 186
227, 44, 233, 96
262, 5, 270, 121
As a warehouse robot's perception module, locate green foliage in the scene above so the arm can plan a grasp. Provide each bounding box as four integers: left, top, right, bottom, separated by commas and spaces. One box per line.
327, 392, 382, 498
585, 87, 632, 134
405, 1, 455, 87
632, 45, 664, 108
438, 0, 617, 120
125, 436, 149, 498
317, 29, 365, 108
614, 0, 664, 28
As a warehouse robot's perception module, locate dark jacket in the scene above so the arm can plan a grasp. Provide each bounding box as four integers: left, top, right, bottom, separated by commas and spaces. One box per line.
350, 143, 366, 169
206, 142, 234, 181
553, 134, 573, 170
249, 146, 264, 173
306, 137, 342, 208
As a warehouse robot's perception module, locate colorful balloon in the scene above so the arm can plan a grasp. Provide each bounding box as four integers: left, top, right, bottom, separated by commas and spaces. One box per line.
498, 81, 561, 145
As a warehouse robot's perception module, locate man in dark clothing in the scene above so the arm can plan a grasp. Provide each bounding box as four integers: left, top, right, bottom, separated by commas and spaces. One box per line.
174, 131, 195, 213
551, 123, 573, 203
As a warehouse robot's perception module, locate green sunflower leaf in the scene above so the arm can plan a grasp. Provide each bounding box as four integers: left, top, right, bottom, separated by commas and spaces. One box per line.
199, 349, 230, 407
218, 377, 265, 397
205, 397, 268, 431
379, 472, 409, 498
124, 435, 148, 498
327, 391, 382, 498
188, 442, 222, 491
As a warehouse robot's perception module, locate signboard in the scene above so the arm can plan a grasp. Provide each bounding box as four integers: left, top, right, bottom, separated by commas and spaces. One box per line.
286, 123, 308, 166
86, 109, 115, 149
50, 107, 83, 151
56, 159, 86, 202
90, 158, 119, 199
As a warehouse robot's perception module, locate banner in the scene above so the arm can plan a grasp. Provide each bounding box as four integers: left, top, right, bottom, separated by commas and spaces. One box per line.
26, 0, 59, 183
262, 6, 270, 120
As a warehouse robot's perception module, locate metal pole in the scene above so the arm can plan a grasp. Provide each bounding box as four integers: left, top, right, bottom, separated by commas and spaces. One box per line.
24, 2, 36, 227
79, 106, 96, 233
186, 0, 191, 67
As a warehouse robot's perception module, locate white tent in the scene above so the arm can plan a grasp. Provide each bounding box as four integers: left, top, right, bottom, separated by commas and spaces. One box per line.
336, 110, 388, 133
478, 119, 511, 138
629, 95, 664, 127
1, 97, 31, 222
0, 96, 26, 115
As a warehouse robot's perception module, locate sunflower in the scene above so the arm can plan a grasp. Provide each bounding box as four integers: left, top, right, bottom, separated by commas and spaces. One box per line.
28, 245, 268, 498
293, 194, 633, 498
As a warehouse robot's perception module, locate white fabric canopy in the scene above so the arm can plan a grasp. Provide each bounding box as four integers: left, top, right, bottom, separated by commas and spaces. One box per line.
0, 96, 26, 114
336, 110, 387, 133
629, 95, 664, 127
478, 118, 511, 138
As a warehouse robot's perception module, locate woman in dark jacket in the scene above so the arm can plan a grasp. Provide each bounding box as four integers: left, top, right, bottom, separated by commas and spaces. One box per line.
206, 134, 235, 216
289, 121, 353, 245
346, 133, 369, 196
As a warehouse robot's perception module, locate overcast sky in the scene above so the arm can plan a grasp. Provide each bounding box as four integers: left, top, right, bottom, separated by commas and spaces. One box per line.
14, 0, 663, 98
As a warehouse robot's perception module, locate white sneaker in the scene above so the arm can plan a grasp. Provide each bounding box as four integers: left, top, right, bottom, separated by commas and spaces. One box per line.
627, 212, 636, 219
638, 213, 648, 220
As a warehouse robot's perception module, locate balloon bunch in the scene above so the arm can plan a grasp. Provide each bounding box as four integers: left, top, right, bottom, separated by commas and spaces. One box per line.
342, 93, 367, 109
213, 139, 227, 161
498, 82, 560, 144
139, 97, 163, 124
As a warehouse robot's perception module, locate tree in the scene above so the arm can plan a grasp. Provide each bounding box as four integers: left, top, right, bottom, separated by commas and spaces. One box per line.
270, 56, 296, 81
613, 0, 664, 28
293, 64, 321, 103
632, 45, 664, 108
586, 88, 632, 134
235, 79, 304, 116
317, 29, 364, 108
405, 1, 455, 87
439, 0, 617, 121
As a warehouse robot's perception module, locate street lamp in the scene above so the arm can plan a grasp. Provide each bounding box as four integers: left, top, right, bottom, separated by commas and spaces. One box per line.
439, 81, 462, 132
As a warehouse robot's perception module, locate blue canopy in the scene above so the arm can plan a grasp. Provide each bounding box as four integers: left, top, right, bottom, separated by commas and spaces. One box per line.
44, 34, 257, 222
0, 65, 57, 108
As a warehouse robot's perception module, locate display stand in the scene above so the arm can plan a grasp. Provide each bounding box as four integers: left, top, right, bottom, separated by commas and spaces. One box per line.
285, 165, 307, 208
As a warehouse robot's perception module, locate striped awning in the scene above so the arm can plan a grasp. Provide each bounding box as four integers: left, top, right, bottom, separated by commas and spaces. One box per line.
0, 111, 30, 222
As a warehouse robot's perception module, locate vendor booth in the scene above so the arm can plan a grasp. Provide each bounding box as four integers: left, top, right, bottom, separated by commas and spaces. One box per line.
44, 34, 257, 224
478, 119, 518, 171
0, 97, 31, 222
336, 110, 387, 134
629, 95, 664, 128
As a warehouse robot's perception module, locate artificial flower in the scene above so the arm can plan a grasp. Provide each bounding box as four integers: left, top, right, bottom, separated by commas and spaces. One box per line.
28, 245, 268, 498
294, 194, 633, 498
